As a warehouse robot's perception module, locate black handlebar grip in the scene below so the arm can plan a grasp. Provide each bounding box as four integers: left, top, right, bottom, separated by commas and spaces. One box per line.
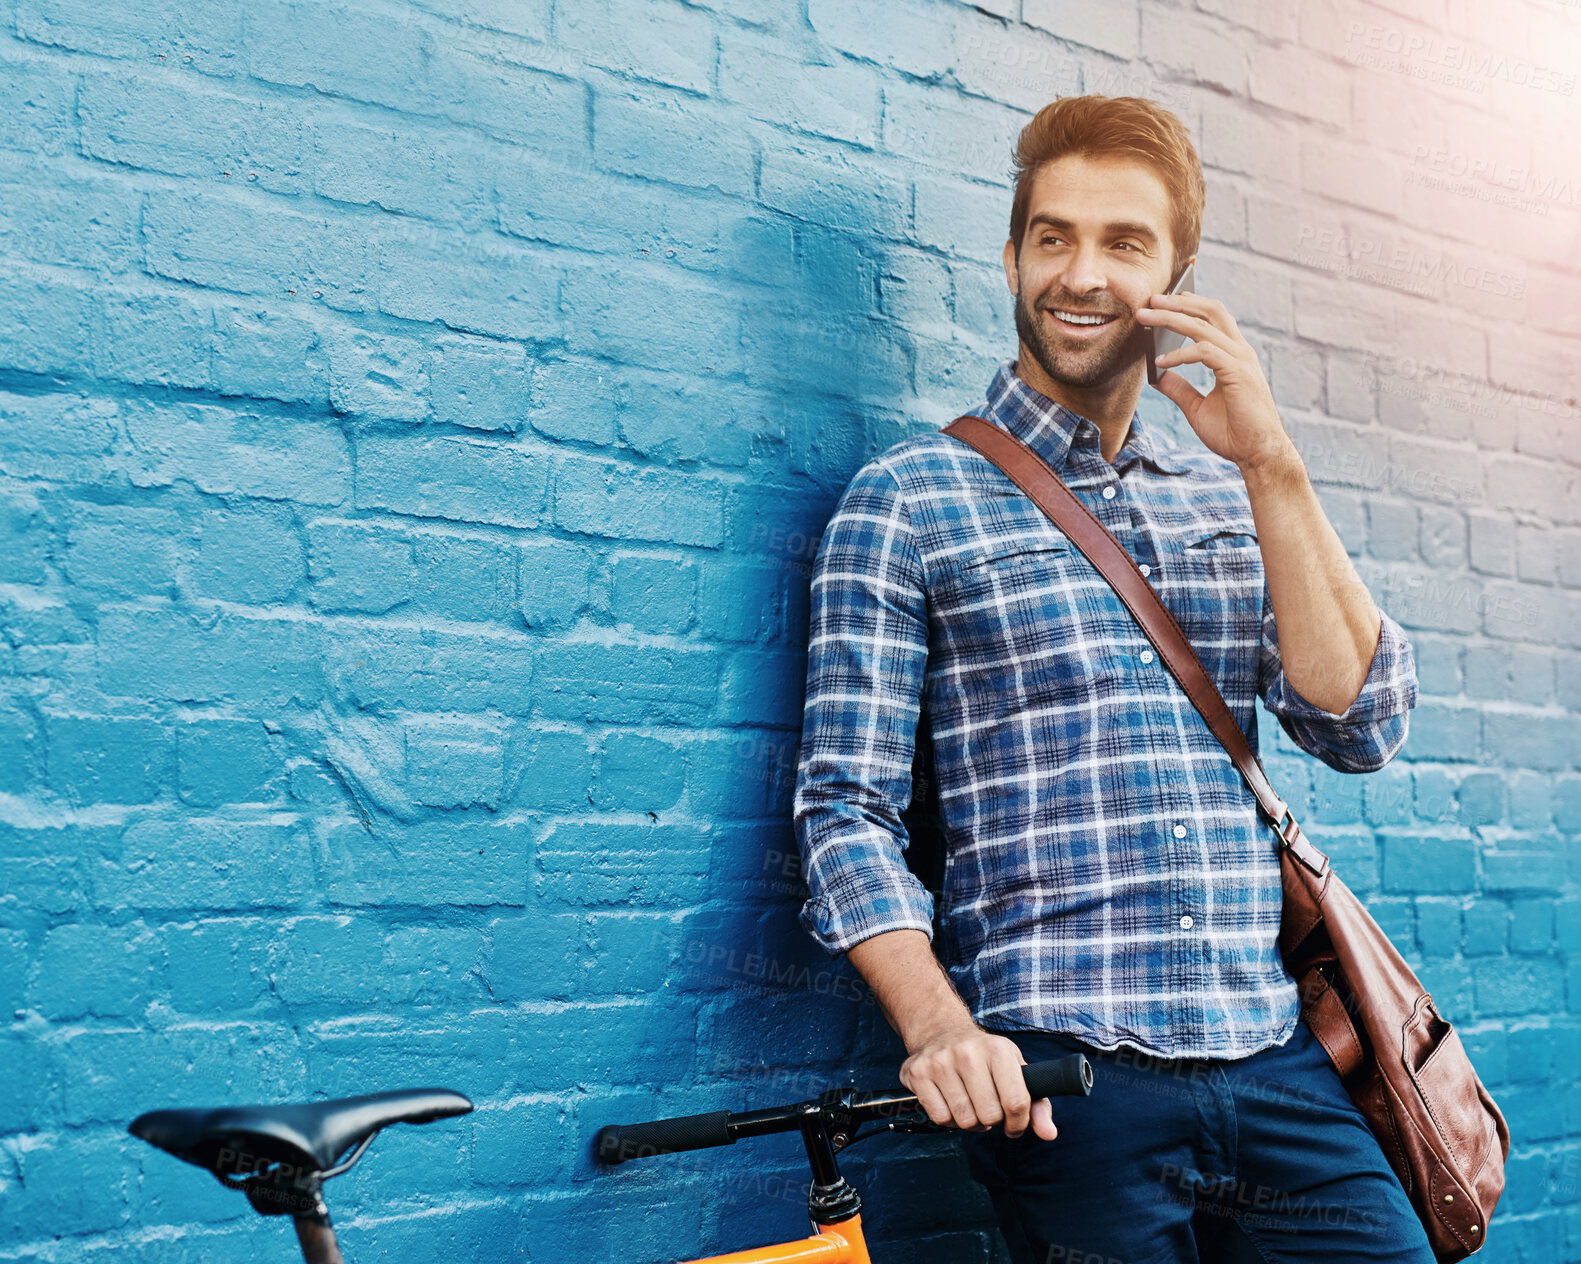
595, 1109, 733, 1165
1022, 1053, 1094, 1100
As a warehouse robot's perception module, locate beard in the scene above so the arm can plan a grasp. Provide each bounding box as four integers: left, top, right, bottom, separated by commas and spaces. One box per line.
1012, 277, 1146, 389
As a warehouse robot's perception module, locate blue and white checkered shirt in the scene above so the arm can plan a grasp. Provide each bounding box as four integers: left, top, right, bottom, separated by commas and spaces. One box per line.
792, 360, 1418, 1059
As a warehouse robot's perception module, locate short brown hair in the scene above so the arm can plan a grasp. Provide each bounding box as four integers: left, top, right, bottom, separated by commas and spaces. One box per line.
1009, 95, 1205, 276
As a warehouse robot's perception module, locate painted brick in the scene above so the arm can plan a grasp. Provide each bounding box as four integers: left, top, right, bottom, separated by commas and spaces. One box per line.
518, 538, 597, 631
1380, 831, 1477, 894
914, 171, 1011, 263
210, 300, 329, 405
1023, 0, 1140, 58
402, 715, 507, 810
556, 0, 716, 95
0, 766, 43, 861
377, 225, 561, 341
615, 371, 755, 469
1507, 770, 1555, 832
321, 323, 429, 421
43, 713, 172, 806
63, 503, 183, 598
381, 924, 484, 1006
609, 552, 697, 633
321, 622, 537, 714
561, 261, 746, 377
1483, 711, 1571, 772
0, 6, 1575, 1259
718, 35, 881, 147
532, 640, 719, 724
144, 188, 378, 312
96, 817, 314, 911
1475, 959, 1566, 1017
269, 914, 385, 1007
319, 816, 532, 908
508, 727, 595, 811
592, 92, 755, 198
27, 922, 162, 1020
808, 0, 955, 77
355, 433, 547, 529
176, 718, 279, 807
428, 337, 531, 434
1463, 899, 1511, 956
553, 454, 727, 547
0, 153, 145, 275
760, 147, 910, 241
9, 1130, 132, 1237
1510, 900, 1556, 954
312, 114, 494, 228
1142, 9, 1248, 96
533, 820, 713, 906
122, 398, 351, 505
190, 502, 306, 604
0, 52, 78, 155
0, 391, 118, 484
307, 519, 518, 624
97, 607, 328, 707
247, 2, 584, 150
950, 20, 1081, 115
1415, 897, 1461, 957
160, 917, 275, 1012
880, 81, 1022, 187
1456, 771, 1506, 827
14, 0, 241, 67
78, 71, 309, 193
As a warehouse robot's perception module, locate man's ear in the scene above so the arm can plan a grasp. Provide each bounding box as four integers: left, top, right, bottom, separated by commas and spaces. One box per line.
1002, 238, 1019, 297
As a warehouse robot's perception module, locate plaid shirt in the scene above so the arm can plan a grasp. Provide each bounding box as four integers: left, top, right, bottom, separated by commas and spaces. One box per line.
792, 360, 1418, 1059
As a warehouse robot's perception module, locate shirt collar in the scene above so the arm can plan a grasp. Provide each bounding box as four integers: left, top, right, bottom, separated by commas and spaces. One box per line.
976, 359, 1188, 476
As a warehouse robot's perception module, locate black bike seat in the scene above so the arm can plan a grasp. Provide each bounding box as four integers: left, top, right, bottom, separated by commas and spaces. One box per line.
129, 1088, 473, 1175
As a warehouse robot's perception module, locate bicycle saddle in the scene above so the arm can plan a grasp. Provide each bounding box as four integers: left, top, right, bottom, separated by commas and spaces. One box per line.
129, 1088, 473, 1176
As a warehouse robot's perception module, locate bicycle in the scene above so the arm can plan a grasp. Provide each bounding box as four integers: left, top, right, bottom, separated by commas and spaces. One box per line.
128, 1054, 1094, 1263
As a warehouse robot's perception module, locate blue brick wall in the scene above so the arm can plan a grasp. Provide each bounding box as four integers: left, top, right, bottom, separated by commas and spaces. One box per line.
0, 1, 1577, 1261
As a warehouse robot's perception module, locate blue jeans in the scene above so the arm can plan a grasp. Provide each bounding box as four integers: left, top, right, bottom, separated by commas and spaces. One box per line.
960, 1017, 1436, 1264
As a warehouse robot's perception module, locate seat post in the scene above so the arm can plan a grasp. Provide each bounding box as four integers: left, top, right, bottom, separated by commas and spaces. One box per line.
287, 1175, 345, 1264
293, 1212, 345, 1264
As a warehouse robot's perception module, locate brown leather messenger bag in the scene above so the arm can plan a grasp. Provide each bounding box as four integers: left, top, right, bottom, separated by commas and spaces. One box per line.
943, 413, 1510, 1262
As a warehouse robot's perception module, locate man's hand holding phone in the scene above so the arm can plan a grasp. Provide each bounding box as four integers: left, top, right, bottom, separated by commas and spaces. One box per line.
1136, 266, 1298, 476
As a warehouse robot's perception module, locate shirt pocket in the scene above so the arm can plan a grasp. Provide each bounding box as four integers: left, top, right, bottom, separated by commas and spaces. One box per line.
1169, 525, 1263, 684
1184, 526, 1260, 553
952, 539, 1073, 596
931, 538, 1113, 719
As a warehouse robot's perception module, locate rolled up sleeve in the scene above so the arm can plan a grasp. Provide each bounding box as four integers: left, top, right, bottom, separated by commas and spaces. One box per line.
792, 460, 934, 956
1258, 586, 1419, 773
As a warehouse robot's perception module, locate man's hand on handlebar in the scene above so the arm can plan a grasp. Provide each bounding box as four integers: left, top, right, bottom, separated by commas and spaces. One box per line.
899, 1018, 1058, 1141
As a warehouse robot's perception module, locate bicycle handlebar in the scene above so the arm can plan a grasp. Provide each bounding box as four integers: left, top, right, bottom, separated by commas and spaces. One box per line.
597, 1108, 735, 1164
596, 1053, 1093, 1165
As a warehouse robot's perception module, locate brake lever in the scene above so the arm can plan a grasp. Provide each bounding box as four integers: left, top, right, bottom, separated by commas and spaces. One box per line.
836, 1111, 950, 1150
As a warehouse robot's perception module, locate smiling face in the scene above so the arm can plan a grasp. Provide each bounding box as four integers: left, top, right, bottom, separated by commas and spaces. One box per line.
1002, 153, 1184, 391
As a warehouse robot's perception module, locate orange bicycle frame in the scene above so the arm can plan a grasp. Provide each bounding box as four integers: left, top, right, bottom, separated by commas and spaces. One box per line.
683, 1211, 871, 1264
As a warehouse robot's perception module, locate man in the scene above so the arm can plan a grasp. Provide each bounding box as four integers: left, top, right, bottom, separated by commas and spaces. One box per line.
792, 95, 1428, 1262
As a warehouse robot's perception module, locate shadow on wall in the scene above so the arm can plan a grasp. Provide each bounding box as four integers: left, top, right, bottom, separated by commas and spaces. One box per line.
587, 182, 991, 1251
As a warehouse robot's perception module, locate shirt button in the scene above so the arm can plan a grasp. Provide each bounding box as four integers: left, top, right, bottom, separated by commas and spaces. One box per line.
1140, 650, 1155, 665
1172, 823, 1187, 839
1138, 564, 1151, 577
1179, 914, 1195, 930
1102, 485, 1117, 500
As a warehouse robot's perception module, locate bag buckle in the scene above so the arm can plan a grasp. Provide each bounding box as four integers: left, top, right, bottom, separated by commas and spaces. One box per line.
1274, 808, 1328, 876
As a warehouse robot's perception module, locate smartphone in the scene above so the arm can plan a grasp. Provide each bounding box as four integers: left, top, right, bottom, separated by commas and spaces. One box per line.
1146, 261, 1195, 386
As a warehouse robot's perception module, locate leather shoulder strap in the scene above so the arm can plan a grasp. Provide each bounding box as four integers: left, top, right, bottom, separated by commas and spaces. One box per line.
942, 413, 1326, 875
